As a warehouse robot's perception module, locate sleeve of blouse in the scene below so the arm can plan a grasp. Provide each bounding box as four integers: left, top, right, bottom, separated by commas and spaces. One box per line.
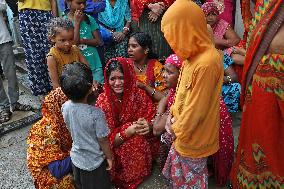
154, 61, 167, 92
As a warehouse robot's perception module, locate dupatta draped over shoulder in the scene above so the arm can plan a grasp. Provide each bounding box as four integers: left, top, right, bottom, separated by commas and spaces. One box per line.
96, 57, 157, 188
27, 88, 74, 189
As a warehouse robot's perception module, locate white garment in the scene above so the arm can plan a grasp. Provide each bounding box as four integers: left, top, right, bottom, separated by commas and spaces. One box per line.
0, 0, 12, 45
234, 0, 244, 38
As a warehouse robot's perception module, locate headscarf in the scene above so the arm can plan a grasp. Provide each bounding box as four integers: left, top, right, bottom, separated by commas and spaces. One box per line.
98, 0, 131, 31
201, 2, 221, 16
164, 54, 182, 109
27, 88, 72, 188
165, 54, 183, 69
161, 0, 213, 60
103, 57, 138, 127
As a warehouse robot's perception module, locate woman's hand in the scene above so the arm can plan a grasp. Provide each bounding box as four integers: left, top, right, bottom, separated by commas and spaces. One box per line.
232, 46, 246, 56
136, 81, 146, 89
165, 114, 176, 140
113, 32, 125, 43
74, 10, 84, 24
148, 11, 159, 22
125, 123, 139, 137
135, 118, 151, 135
148, 2, 165, 17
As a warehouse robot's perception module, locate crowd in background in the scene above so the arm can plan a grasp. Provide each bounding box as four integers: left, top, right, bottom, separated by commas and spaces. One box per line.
0, 0, 283, 189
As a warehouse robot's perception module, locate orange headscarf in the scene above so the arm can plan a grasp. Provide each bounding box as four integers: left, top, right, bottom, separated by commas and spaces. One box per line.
161, 0, 214, 60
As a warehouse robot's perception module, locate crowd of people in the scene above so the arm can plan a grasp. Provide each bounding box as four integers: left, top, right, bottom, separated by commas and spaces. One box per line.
0, 0, 283, 188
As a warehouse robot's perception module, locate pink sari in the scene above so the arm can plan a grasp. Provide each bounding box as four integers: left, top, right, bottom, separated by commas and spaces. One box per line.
206, 0, 234, 25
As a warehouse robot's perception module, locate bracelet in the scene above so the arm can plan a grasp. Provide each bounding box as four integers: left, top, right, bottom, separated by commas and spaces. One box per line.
151, 89, 156, 96
119, 130, 128, 141
123, 27, 130, 32
226, 75, 232, 84
118, 132, 124, 142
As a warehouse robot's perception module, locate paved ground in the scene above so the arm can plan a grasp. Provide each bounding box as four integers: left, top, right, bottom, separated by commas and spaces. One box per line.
0, 53, 240, 189
0, 124, 231, 189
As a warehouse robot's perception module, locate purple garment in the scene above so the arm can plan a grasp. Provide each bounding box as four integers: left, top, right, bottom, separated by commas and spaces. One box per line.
48, 156, 72, 179
59, 0, 106, 21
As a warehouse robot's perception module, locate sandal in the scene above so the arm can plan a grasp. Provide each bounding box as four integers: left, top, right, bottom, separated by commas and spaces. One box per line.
0, 109, 12, 124
13, 102, 33, 111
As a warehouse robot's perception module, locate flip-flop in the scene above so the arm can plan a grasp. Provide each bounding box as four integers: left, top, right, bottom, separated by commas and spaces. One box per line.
0, 110, 12, 124
13, 102, 33, 111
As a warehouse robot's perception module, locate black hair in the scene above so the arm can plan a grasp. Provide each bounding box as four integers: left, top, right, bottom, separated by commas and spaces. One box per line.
47, 17, 74, 38
105, 60, 124, 80
60, 62, 93, 102
64, 0, 91, 25
130, 32, 158, 59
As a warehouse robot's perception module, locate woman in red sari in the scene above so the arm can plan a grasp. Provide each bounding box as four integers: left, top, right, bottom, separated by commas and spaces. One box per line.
95, 57, 157, 188
231, 0, 284, 188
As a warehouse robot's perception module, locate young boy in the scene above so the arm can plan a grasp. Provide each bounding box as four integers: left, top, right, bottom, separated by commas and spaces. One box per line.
60, 62, 113, 189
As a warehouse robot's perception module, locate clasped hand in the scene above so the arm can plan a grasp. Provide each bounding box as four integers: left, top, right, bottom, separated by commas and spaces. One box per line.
127, 118, 150, 137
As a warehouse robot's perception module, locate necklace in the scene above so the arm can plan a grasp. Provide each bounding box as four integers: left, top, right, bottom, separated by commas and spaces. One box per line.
134, 63, 147, 73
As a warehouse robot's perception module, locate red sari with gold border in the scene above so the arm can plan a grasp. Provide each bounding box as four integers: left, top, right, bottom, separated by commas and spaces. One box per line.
231, 0, 284, 188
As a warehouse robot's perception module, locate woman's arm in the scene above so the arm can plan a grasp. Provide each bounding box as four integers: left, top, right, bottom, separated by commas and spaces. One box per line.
47, 56, 60, 89
224, 26, 241, 47
73, 11, 84, 45
112, 123, 139, 147
153, 96, 169, 136
215, 26, 241, 49
137, 82, 166, 102
223, 65, 238, 84
49, 0, 58, 17
231, 53, 245, 65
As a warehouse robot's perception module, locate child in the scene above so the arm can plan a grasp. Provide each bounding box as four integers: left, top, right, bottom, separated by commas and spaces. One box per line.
65, 0, 104, 84
47, 17, 88, 89
153, 54, 182, 170
60, 62, 113, 189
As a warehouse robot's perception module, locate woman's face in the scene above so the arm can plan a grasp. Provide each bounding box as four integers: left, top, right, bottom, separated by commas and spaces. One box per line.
69, 0, 86, 12
108, 69, 124, 94
128, 37, 147, 62
206, 12, 218, 26
163, 64, 180, 89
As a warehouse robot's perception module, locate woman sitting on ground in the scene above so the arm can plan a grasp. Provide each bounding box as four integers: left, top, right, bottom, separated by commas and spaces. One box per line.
27, 88, 74, 189
95, 58, 159, 188
127, 32, 166, 102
